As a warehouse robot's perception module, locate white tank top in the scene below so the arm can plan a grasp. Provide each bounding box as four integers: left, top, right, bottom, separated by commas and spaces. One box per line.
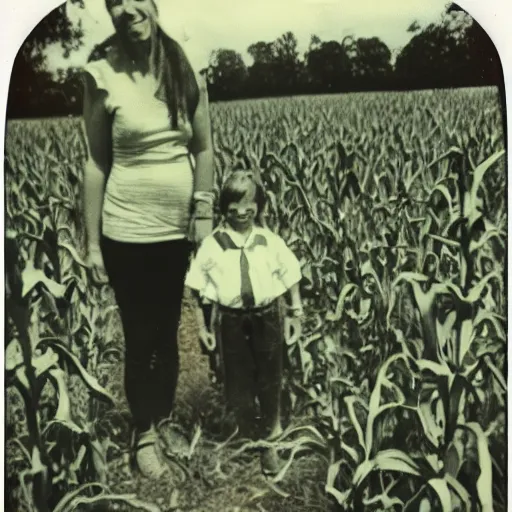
84, 47, 196, 243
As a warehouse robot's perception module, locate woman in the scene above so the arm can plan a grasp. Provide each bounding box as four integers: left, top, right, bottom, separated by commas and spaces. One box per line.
81, 0, 214, 478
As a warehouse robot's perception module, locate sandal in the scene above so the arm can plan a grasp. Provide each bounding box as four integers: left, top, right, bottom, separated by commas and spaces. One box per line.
130, 428, 167, 479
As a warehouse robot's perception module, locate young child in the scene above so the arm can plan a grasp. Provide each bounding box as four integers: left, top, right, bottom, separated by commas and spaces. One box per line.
185, 169, 303, 476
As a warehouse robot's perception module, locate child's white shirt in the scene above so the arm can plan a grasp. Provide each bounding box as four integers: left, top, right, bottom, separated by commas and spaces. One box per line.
185, 224, 302, 308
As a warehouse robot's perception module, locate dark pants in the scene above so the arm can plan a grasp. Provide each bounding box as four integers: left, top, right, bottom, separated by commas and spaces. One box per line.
216, 300, 284, 440
100, 235, 192, 433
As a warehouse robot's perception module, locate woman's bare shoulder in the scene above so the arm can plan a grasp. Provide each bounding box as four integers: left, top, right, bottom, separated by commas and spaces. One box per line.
87, 35, 125, 72
82, 37, 126, 97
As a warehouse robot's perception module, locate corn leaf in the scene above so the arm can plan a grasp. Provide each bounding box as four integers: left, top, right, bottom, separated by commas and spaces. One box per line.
445, 473, 472, 511
460, 422, 494, 512
363, 492, 404, 509
272, 443, 310, 483
44, 368, 83, 434
445, 271, 501, 304
325, 460, 352, 506
473, 310, 506, 342
21, 260, 66, 299
344, 396, 367, 457
429, 183, 453, 214
352, 459, 375, 488
38, 338, 115, 404
415, 359, 452, 377
403, 484, 428, 512
366, 353, 406, 455
373, 449, 421, 477
341, 441, 360, 465
62, 493, 161, 512
327, 283, 358, 321
483, 356, 506, 393
427, 478, 452, 512
417, 395, 444, 449
469, 229, 502, 254
58, 241, 88, 267
468, 150, 505, 219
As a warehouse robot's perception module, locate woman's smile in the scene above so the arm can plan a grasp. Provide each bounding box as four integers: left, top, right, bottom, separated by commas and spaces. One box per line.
107, 0, 154, 41
82, 0, 215, 481
126, 15, 150, 37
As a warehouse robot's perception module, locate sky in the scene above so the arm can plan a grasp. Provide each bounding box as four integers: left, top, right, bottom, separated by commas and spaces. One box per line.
45, 0, 451, 74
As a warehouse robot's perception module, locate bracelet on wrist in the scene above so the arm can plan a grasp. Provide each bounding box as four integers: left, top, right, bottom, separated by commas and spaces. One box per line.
193, 191, 216, 206
195, 202, 214, 218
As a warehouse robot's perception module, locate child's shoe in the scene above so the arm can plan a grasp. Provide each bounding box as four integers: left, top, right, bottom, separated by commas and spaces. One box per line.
260, 447, 281, 477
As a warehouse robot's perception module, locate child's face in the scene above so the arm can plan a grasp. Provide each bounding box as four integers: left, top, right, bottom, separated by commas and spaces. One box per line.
225, 190, 258, 232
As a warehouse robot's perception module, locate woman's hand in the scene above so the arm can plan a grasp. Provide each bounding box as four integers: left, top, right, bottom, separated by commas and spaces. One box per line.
85, 244, 109, 285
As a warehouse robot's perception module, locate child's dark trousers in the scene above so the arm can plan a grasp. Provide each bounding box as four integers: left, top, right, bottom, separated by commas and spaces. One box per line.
216, 299, 284, 440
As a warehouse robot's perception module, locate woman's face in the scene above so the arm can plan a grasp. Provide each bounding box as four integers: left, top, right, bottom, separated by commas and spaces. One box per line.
106, 0, 156, 42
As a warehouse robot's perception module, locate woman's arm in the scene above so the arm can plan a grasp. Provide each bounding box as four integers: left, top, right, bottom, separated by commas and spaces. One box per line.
82, 71, 113, 255
287, 282, 303, 314
189, 74, 214, 193
188, 75, 215, 244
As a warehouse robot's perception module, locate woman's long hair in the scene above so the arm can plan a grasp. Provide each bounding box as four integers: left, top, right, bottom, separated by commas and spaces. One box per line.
88, 0, 199, 129
150, 26, 200, 129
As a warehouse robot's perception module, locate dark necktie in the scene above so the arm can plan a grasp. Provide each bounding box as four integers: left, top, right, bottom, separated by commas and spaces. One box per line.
239, 248, 254, 307
213, 231, 267, 308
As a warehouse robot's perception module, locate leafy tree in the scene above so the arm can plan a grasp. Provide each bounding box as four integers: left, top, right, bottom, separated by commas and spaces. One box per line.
407, 21, 422, 33
395, 5, 503, 92
446, 3, 502, 86
273, 31, 303, 94
394, 22, 463, 89
305, 39, 352, 93
308, 34, 322, 53
247, 41, 275, 65
274, 32, 299, 63
351, 37, 393, 90
247, 41, 278, 97
446, 2, 506, 145
6, 1, 505, 111
207, 48, 248, 100
53, 66, 83, 114
7, 1, 85, 118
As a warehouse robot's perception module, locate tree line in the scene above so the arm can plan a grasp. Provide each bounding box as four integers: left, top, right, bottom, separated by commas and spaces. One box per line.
6, 3, 504, 118
205, 6, 502, 101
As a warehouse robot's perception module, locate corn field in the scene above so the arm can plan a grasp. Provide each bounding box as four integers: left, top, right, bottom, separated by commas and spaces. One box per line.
5, 86, 507, 511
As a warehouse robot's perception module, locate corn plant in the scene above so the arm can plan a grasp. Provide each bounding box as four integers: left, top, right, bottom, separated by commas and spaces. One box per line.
209, 87, 505, 509
324, 138, 506, 510
5, 120, 153, 511
5, 86, 506, 510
